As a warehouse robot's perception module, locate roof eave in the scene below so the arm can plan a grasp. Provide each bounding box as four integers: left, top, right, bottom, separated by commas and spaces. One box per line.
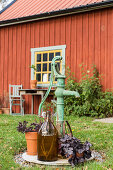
0, 0, 113, 27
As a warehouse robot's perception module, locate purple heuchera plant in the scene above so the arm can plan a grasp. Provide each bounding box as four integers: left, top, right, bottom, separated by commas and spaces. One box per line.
17, 121, 41, 133
59, 134, 92, 166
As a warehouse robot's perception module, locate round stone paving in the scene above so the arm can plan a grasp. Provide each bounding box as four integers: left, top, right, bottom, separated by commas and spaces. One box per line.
22, 153, 70, 166
14, 151, 104, 167
22, 151, 96, 166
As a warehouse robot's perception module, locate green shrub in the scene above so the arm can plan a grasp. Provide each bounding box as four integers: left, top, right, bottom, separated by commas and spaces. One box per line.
64, 65, 113, 118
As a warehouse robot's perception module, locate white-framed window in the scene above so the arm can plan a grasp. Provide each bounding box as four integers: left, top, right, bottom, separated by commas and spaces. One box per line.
31, 45, 66, 87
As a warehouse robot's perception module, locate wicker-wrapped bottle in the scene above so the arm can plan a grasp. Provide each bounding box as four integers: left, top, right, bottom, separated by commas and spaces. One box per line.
37, 111, 58, 161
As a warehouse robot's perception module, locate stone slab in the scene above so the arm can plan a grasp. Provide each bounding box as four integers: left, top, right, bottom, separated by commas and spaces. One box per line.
22, 152, 70, 166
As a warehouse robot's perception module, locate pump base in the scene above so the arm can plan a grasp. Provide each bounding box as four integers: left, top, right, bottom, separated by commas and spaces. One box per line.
22, 152, 70, 166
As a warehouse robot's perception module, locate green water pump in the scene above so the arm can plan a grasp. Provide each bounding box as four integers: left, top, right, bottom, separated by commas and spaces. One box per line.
38, 56, 80, 136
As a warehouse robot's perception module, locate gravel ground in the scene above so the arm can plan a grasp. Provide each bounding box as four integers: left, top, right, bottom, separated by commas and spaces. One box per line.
14, 150, 105, 168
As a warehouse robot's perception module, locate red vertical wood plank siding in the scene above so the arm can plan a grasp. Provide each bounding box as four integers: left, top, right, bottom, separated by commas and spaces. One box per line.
100, 10, 107, 89
34, 23, 40, 47
55, 18, 61, 46
16, 25, 21, 85
3, 28, 7, 92
44, 20, 50, 47
21, 24, 26, 89
0, 30, 1, 95
31, 22, 37, 114
25, 23, 31, 114
94, 11, 101, 79
104, 11, 108, 90
110, 10, 113, 89
60, 17, 66, 45
12, 26, 17, 112
65, 16, 71, 70
12, 26, 17, 85
34, 22, 41, 114
88, 12, 95, 71
105, 9, 110, 90
70, 16, 76, 75
76, 14, 83, 80
83, 14, 89, 68
39, 21, 45, 47
49, 19, 55, 46
0, 29, 5, 96
107, 9, 113, 89
8, 27, 13, 86
31, 23, 35, 48
21, 24, 27, 113
30, 23, 36, 114
1, 8, 113, 114
15, 25, 21, 113
4, 28, 8, 93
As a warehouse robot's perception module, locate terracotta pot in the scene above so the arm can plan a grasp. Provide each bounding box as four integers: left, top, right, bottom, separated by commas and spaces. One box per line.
30, 80, 37, 89
0, 109, 2, 114
51, 87, 55, 90
25, 132, 38, 155
2, 108, 10, 115
76, 151, 84, 158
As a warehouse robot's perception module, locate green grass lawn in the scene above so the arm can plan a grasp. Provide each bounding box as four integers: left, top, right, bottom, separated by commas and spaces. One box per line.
0, 114, 113, 170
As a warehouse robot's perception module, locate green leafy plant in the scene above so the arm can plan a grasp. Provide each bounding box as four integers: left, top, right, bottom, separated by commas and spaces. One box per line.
42, 101, 56, 113
30, 64, 36, 70
64, 65, 113, 118
29, 64, 36, 75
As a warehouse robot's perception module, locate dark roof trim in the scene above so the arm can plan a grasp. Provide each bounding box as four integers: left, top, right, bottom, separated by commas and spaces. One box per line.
0, 0, 113, 27
0, 0, 17, 14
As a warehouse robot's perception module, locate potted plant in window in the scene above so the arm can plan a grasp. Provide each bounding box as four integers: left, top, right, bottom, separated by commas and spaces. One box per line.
17, 120, 41, 155
2, 92, 10, 115
30, 64, 37, 89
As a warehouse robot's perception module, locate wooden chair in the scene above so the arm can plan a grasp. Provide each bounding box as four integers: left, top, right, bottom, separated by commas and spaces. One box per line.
9, 84, 24, 115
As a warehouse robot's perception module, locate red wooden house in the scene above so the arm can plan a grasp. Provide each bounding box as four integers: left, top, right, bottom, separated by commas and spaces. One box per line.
0, 0, 113, 114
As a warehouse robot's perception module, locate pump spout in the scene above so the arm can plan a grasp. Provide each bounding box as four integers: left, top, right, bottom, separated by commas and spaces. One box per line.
63, 90, 80, 98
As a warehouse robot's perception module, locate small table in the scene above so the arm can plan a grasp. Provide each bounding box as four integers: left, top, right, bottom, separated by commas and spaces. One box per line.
19, 89, 55, 115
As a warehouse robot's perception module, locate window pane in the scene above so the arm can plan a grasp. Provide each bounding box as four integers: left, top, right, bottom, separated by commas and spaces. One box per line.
48, 73, 51, 81
55, 52, 61, 61
36, 64, 41, 72
49, 53, 54, 61
42, 73, 47, 82
43, 53, 47, 61
37, 54, 41, 62
55, 52, 61, 56
49, 63, 51, 71
43, 63, 47, 71
36, 74, 41, 82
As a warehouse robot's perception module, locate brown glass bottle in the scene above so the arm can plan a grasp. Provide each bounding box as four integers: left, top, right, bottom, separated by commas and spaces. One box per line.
37, 111, 58, 161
